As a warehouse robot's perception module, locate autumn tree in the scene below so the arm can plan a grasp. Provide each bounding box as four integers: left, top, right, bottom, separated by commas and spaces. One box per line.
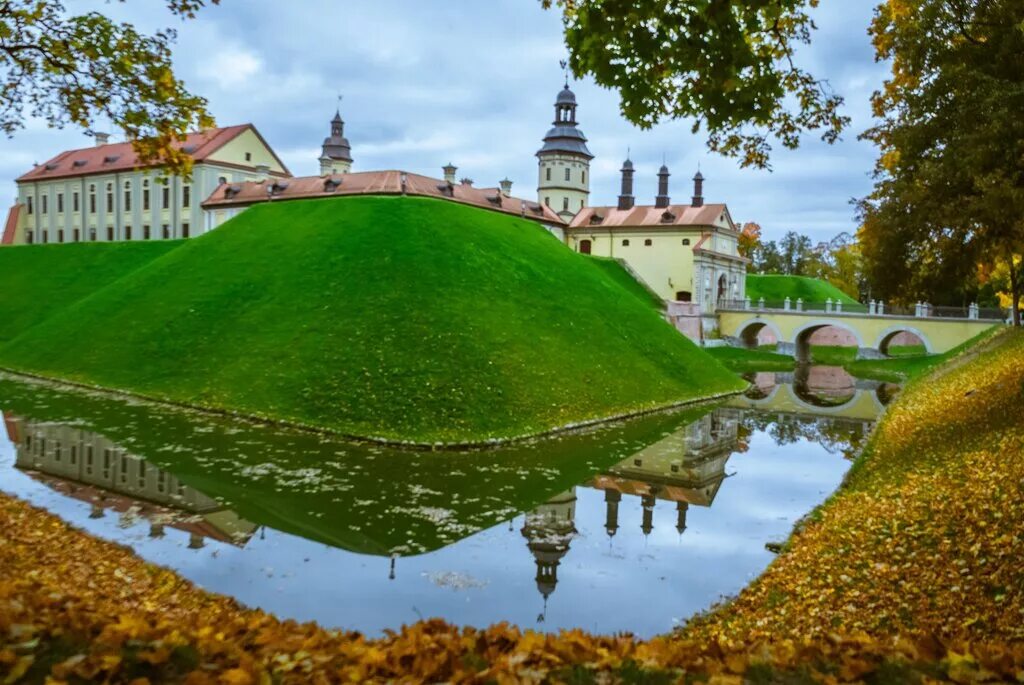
738, 222, 762, 268
545, 0, 849, 169
0, 0, 218, 175
859, 0, 1024, 324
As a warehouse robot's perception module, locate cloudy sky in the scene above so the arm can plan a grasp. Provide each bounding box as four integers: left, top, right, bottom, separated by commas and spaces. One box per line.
1, 1, 888, 243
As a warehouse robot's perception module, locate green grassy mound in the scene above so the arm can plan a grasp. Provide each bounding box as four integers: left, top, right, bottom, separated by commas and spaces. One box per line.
746, 274, 858, 305
0, 241, 181, 342
0, 196, 742, 443
704, 346, 795, 372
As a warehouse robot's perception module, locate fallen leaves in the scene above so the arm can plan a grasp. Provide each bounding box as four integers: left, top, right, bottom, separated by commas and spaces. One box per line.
2, 331, 1024, 682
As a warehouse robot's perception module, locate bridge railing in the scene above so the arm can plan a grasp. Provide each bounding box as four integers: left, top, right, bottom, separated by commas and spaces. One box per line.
718, 298, 1005, 321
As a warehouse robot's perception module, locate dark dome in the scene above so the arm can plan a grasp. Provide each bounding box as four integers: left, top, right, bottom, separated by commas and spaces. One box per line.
556, 86, 576, 105
659, 164, 670, 174
621, 159, 634, 170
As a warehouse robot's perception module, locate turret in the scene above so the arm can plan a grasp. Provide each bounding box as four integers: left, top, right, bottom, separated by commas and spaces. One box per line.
655, 165, 671, 208
692, 170, 704, 208
617, 158, 635, 211
537, 82, 593, 220
320, 109, 353, 176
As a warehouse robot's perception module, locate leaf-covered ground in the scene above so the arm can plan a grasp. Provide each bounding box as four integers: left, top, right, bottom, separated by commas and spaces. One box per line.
2, 329, 1023, 683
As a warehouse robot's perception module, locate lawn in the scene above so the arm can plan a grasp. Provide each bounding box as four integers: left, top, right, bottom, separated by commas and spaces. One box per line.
0, 241, 181, 342
0, 195, 742, 444
746, 273, 859, 305
705, 345, 796, 372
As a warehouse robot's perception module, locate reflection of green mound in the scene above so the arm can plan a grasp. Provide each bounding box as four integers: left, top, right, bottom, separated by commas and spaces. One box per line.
0, 196, 741, 444
0, 375, 717, 556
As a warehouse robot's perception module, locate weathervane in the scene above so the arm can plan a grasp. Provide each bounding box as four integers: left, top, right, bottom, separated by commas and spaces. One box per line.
559, 59, 569, 87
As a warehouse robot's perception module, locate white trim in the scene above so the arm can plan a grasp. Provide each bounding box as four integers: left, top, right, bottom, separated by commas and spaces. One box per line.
873, 325, 934, 354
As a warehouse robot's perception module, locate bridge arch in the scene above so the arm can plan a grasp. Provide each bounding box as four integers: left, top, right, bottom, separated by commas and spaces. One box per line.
730, 318, 784, 349
873, 325, 934, 356
792, 320, 865, 362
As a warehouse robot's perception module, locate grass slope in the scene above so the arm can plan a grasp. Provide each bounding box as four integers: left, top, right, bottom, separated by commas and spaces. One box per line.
0, 241, 181, 342
704, 346, 795, 372
746, 274, 858, 304
0, 196, 742, 443
845, 325, 1001, 382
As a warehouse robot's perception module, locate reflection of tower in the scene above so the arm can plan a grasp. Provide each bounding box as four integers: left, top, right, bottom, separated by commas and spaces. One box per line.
640, 493, 656, 536
603, 489, 621, 537
676, 502, 688, 535
521, 489, 577, 614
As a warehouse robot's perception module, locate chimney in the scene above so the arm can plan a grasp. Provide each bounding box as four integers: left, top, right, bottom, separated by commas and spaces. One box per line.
617, 158, 635, 211
256, 163, 271, 182
93, 132, 110, 147
442, 163, 457, 184
655, 165, 670, 208
692, 171, 704, 208
499, 178, 513, 196
459, 177, 473, 187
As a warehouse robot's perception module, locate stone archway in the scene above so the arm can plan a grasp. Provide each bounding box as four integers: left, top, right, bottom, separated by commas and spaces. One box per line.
732, 319, 784, 350
791, 320, 866, 362
874, 325, 933, 357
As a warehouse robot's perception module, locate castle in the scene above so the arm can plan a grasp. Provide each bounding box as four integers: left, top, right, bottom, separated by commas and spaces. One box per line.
2, 81, 747, 326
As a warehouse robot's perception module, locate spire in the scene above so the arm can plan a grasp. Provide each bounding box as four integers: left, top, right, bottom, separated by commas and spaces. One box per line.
656, 164, 671, 208
320, 100, 353, 175
692, 169, 704, 208
617, 155, 635, 211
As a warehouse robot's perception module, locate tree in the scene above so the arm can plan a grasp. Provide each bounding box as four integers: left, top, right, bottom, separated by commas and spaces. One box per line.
738, 222, 762, 268
778, 231, 814, 275
0, 0, 218, 176
545, 0, 849, 169
859, 0, 1024, 324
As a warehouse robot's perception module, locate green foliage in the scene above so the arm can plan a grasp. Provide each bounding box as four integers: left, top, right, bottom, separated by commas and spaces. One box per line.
545, 0, 848, 169
745, 274, 858, 305
0, 1, 218, 175
0, 196, 743, 443
858, 0, 1024, 320
0, 241, 180, 342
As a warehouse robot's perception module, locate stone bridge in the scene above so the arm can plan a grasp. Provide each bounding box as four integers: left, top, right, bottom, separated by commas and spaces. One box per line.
717, 302, 1000, 360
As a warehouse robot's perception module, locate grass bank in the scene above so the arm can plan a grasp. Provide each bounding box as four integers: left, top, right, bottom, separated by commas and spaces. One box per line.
0, 196, 741, 444
746, 273, 858, 304
705, 345, 795, 372
2, 331, 1020, 683
0, 241, 181, 342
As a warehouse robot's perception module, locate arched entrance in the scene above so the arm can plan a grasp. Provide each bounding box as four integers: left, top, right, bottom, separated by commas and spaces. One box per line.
733, 320, 783, 350
717, 274, 727, 303
793, 321, 864, 363
874, 326, 933, 357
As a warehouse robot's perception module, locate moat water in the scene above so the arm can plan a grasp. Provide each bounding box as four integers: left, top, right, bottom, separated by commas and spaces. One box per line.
0, 366, 898, 637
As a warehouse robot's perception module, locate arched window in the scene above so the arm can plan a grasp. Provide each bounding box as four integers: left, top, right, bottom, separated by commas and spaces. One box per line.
123, 180, 131, 211
564, 168, 571, 182
682, 238, 690, 246
89, 184, 96, 214
545, 168, 552, 182
142, 179, 150, 210
105, 183, 113, 212
579, 239, 592, 254
562, 197, 569, 211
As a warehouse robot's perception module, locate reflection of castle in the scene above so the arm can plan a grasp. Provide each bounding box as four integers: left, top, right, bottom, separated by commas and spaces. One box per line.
5, 416, 256, 547
519, 409, 741, 608
520, 488, 577, 611
591, 408, 739, 537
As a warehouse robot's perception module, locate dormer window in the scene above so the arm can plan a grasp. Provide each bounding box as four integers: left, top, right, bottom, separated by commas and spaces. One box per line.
269, 181, 289, 195
324, 177, 342, 192
589, 213, 604, 225
660, 211, 676, 223
44, 163, 59, 171
103, 155, 120, 164
72, 160, 87, 168
224, 184, 242, 198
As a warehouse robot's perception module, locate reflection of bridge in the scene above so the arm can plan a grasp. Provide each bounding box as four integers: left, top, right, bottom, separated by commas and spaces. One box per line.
728, 367, 893, 422
5, 416, 257, 547
717, 303, 998, 360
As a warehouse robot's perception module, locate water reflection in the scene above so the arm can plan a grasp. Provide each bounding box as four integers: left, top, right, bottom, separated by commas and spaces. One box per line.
0, 369, 892, 636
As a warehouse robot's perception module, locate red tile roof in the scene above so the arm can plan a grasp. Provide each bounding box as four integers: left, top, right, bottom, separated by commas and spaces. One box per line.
568, 203, 732, 230
16, 124, 291, 182
201, 170, 567, 225
1, 204, 21, 244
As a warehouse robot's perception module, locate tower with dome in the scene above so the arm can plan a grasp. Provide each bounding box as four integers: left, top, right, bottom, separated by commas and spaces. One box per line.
536, 83, 593, 221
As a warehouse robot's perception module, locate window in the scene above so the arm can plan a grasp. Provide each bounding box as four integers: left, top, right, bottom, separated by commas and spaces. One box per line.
142, 180, 150, 210
73, 228, 80, 242
143, 225, 151, 240
138, 461, 146, 488
102, 449, 111, 479
545, 168, 551, 182
622, 239, 630, 246
89, 228, 97, 241
89, 185, 96, 214
562, 197, 569, 211
676, 291, 692, 302
106, 226, 114, 241
73, 191, 79, 212
70, 445, 77, 466
41, 195, 48, 214
26, 196, 33, 214
120, 457, 128, 484
580, 199, 584, 209
182, 185, 191, 208
218, 176, 227, 185
157, 470, 166, 493
181, 222, 190, 238
161, 224, 170, 239
42, 230, 48, 243
582, 170, 586, 184
544, 196, 550, 207
25, 230, 33, 244
682, 238, 690, 246
54, 442, 61, 462
106, 184, 113, 213
162, 186, 170, 209
245, 152, 252, 161
124, 225, 132, 240
57, 193, 64, 213
85, 446, 94, 475
123, 181, 131, 211
57, 229, 64, 243
579, 239, 592, 254
564, 168, 571, 182
644, 238, 653, 246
